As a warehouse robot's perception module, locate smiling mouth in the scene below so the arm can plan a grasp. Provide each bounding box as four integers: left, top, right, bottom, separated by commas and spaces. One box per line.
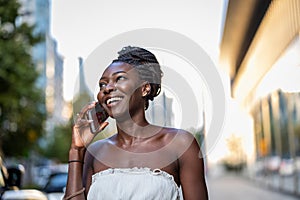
106, 96, 123, 106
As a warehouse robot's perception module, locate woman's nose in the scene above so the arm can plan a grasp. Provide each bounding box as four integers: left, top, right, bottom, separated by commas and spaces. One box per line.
103, 82, 116, 93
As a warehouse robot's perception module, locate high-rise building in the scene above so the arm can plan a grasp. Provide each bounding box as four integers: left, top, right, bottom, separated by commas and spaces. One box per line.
220, 0, 300, 194
73, 57, 94, 116
17, 0, 65, 136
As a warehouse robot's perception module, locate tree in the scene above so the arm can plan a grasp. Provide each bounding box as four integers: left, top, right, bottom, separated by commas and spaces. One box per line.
40, 120, 72, 163
0, 0, 46, 157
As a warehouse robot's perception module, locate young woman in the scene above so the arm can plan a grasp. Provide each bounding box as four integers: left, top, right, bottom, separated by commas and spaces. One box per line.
64, 46, 208, 200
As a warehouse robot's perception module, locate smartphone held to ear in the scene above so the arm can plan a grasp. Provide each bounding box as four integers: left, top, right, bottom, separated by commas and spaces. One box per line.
86, 102, 109, 133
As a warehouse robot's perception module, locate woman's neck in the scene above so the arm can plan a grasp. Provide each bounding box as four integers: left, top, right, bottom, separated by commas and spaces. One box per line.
115, 117, 162, 146
116, 115, 148, 135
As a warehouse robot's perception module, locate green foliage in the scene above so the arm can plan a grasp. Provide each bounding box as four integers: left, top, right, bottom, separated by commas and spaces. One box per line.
0, 0, 46, 156
39, 117, 112, 163
40, 121, 72, 163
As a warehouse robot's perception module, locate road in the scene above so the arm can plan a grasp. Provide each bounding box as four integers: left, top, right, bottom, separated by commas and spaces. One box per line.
206, 174, 299, 200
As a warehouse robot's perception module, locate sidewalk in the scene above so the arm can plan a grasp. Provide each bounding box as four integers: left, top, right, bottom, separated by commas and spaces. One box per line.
206, 174, 299, 200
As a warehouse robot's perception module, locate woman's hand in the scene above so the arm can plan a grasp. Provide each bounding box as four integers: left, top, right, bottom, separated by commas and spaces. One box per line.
72, 102, 109, 149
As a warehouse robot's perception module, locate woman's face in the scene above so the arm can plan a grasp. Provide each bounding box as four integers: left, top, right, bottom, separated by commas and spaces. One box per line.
97, 62, 145, 119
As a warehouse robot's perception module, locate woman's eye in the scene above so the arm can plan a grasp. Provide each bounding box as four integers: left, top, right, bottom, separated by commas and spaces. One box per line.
116, 76, 126, 81
99, 82, 107, 90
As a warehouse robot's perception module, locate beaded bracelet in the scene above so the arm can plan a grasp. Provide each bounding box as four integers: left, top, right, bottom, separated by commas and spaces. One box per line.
68, 160, 84, 164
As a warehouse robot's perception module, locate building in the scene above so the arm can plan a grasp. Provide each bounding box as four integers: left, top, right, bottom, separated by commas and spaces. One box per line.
73, 57, 94, 116
18, 0, 66, 136
220, 0, 300, 195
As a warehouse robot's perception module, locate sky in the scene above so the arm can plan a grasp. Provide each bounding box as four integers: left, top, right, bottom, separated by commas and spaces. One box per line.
50, 0, 227, 101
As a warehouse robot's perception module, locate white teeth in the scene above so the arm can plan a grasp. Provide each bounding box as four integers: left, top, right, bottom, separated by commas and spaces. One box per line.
106, 97, 123, 105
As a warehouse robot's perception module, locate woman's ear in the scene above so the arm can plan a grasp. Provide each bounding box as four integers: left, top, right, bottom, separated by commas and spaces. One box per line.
142, 82, 151, 97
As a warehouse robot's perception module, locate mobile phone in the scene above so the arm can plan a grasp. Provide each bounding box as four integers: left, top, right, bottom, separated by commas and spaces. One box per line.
86, 102, 109, 133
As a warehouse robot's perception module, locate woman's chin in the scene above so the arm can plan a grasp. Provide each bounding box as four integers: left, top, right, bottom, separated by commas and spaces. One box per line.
109, 110, 131, 121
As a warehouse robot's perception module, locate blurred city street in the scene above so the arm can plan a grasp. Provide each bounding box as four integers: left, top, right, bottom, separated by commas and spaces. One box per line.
207, 173, 299, 200
1, 0, 300, 199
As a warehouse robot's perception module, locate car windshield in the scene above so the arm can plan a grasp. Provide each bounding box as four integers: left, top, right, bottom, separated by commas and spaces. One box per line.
49, 174, 66, 185
44, 173, 68, 193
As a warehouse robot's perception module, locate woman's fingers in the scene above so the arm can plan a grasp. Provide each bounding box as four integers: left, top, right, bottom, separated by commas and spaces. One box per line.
75, 102, 97, 126
76, 102, 97, 121
74, 118, 92, 129
72, 102, 109, 148
95, 122, 109, 133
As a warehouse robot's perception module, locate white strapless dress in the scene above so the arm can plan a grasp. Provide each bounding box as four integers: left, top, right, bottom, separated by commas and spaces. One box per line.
87, 167, 183, 200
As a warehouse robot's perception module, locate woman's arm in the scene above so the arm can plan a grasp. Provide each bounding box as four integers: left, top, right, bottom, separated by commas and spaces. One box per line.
178, 132, 209, 200
63, 103, 108, 200
63, 148, 86, 200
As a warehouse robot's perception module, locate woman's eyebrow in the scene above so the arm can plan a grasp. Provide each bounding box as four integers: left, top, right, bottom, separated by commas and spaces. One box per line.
100, 71, 127, 80
112, 71, 127, 76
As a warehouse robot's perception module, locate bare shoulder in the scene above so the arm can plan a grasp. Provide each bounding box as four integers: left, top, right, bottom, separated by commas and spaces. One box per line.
87, 134, 117, 152
160, 127, 196, 143
84, 135, 118, 169
159, 127, 199, 155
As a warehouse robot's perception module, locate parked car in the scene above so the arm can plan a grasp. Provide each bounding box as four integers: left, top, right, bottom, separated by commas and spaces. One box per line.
265, 156, 281, 173
279, 158, 294, 176
1, 189, 47, 200
43, 172, 68, 200
0, 157, 47, 200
